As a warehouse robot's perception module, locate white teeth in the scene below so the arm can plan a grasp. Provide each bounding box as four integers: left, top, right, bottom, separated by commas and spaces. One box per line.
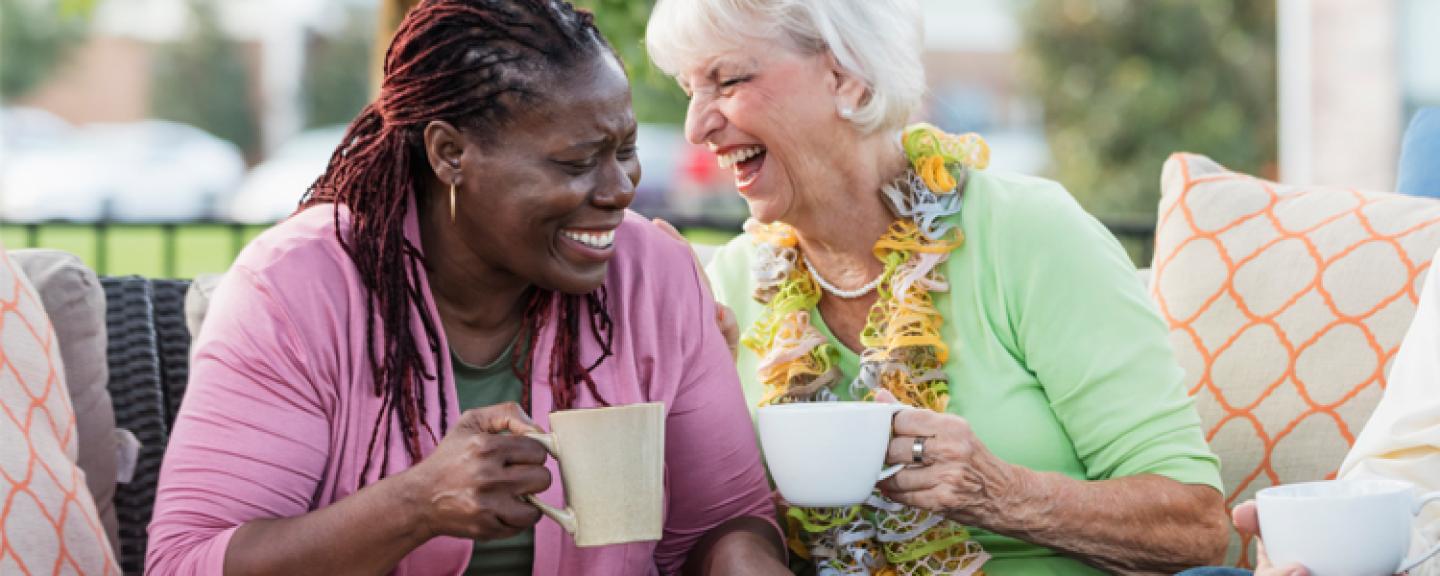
562, 229, 615, 249
716, 145, 765, 169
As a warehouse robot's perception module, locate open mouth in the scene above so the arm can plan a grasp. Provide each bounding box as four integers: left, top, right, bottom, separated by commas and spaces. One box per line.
561, 228, 616, 250
717, 145, 767, 191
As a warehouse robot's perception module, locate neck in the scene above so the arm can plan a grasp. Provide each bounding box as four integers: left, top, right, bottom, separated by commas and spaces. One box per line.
417, 192, 531, 335
789, 132, 908, 285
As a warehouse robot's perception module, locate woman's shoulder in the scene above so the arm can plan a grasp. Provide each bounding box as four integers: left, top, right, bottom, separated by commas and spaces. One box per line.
964, 170, 1079, 226
609, 210, 704, 277
605, 211, 711, 306
961, 170, 1111, 252
220, 203, 363, 319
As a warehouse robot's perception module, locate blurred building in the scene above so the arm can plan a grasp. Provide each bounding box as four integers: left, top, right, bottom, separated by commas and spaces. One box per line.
15, 0, 370, 157
918, 0, 1048, 176
1279, 0, 1439, 191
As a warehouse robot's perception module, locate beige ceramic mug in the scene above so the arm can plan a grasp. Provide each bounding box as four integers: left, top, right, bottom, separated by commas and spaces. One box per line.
524, 402, 665, 547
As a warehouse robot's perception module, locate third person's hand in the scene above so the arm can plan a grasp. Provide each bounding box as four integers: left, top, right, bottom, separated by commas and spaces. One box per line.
1232, 500, 1309, 576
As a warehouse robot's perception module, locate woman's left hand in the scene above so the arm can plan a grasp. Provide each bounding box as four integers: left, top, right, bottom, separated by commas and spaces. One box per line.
878, 408, 1023, 525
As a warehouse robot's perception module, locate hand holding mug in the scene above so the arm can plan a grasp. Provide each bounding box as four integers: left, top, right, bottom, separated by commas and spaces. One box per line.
877, 407, 1017, 523
1250, 479, 1439, 576
1232, 500, 1308, 576
405, 402, 551, 542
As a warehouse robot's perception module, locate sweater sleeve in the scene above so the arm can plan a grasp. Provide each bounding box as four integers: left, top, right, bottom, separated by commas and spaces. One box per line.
145, 265, 335, 575
653, 235, 781, 574
998, 183, 1223, 491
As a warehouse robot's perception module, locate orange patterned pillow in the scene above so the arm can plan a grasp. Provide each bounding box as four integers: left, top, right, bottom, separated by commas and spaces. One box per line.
1151, 153, 1440, 565
0, 246, 118, 574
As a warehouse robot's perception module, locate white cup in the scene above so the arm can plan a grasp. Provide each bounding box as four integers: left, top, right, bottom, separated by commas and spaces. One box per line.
756, 402, 909, 507
1257, 478, 1440, 576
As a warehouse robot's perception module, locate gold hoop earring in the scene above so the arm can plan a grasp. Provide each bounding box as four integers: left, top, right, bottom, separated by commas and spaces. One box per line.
449, 183, 457, 223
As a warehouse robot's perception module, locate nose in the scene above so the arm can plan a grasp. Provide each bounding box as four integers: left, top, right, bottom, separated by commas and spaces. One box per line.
683, 94, 723, 146
594, 156, 637, 210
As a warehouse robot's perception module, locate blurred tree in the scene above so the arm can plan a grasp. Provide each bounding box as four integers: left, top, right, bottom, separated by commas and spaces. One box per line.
371, 0, 686, 124
0, 0, 92, 99
150, 0, 260, 158
1020, 0, 1277, 216
304, 7, 375, 129
572, 0, 687, 124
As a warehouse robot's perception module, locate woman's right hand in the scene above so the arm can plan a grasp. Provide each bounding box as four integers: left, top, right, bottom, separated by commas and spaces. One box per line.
404, 402, 552, 542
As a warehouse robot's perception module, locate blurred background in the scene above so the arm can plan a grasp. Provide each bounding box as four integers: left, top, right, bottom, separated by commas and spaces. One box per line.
1, 0, 1436, 277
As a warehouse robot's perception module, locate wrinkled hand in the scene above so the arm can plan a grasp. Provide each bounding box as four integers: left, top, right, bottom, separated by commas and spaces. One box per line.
405, 402, 551, 542
652, 218, 739, 359
1233, 500, 1310, 576
876, 407, 1018, 524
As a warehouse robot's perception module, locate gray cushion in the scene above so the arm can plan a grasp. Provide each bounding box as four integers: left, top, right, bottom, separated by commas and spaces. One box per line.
9, 249, 120, 558
184, 273, 223, 347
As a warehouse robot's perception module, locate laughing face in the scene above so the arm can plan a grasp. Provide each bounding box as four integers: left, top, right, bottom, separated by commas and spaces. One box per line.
437, 53, 640, 295
677, 39, 861, 225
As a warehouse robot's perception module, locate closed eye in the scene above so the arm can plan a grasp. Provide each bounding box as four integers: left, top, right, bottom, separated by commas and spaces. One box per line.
719, 75, 750, 89
556, 158, 598, 173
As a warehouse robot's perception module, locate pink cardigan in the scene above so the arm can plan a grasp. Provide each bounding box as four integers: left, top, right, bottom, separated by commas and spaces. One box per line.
145, 202, 776, 575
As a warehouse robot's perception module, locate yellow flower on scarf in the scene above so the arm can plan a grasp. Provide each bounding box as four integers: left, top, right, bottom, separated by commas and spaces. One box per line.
918, 155, 957, 194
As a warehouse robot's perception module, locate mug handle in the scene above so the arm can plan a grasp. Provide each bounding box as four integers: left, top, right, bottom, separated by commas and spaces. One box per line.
522, 432, 579, 535
1398, 491, 1440, 574
876, 404, 919, 482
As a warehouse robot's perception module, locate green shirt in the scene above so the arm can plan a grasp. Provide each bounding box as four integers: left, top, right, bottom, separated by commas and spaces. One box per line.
706, 170, 1223, 576
452, 338, 533, 576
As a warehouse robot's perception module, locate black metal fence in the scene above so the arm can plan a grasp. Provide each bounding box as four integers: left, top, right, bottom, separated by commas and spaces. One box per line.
1, 213, 1158, 278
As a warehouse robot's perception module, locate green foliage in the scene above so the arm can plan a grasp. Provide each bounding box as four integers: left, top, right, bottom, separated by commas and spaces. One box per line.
573, 0, 688, 124
0, 0, 90, 99
149, 0, 260, 157
302, 8, 375, 129
1020, 0, 1277, 216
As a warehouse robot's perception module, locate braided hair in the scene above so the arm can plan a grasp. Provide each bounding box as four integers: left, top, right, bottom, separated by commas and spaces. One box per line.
300, 0, 616, 482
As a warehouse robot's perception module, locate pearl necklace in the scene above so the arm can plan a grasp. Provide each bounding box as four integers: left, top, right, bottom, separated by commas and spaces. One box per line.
802, 254, 883, 299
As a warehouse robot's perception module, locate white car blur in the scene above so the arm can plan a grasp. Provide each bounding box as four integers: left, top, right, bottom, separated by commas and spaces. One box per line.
1, 109, 246, 223
224, 125, 347, 224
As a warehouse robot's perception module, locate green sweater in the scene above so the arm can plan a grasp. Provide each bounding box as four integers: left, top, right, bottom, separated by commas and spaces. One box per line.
706, 170, 1223, 575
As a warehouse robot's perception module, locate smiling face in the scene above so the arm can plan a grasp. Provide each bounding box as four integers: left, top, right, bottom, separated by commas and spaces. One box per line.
677, 38, 865, 225
431, 52, 640, 295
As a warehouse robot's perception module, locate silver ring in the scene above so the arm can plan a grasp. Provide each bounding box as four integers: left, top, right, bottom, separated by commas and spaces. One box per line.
911, 436, 926, 465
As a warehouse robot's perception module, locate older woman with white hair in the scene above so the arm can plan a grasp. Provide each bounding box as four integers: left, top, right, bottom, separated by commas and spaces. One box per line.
646, 0, 1230, 574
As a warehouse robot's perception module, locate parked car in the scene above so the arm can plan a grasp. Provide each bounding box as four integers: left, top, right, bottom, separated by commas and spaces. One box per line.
224, 125, 346, 224
0, 109, 246, 223
0, 107, 106, 222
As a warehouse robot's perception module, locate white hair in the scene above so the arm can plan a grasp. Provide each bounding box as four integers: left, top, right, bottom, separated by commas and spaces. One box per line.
646, 0, 926, 134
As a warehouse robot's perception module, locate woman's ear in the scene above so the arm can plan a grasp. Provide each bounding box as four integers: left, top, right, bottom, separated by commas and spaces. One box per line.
824, 51, 869, 116
422, 120, 466, 183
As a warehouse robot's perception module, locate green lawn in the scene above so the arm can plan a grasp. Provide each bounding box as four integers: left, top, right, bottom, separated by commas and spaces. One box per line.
1, 224, 271, 278
3, 221, 1160, 278
1, 222, 739, 279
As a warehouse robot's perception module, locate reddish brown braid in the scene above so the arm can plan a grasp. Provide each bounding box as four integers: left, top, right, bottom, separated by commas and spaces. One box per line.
299, 0, 615, 483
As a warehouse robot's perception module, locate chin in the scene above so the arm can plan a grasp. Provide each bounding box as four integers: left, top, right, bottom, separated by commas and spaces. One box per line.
742, 196, 788, 225
546, 265, 610, 296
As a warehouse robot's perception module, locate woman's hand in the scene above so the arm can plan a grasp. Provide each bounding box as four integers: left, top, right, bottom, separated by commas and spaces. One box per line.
877, 408, 1021, 524
652, 218, 740, 359
876, 403, 1229, 572
403, 402, 552, 542
1232, 500, 1310, 576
